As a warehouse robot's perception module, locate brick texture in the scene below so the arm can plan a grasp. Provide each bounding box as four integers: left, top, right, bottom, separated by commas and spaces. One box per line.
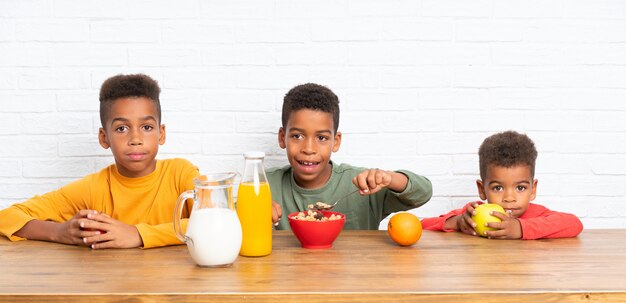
1, 0, 625, 229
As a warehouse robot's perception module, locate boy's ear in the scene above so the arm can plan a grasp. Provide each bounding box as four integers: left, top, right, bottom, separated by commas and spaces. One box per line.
98, 128, 110, 149
476, 179, 487, 200
278, 127, 286, 149
332, 131, 342, 153
530, 179, 538, 201
159, 124, 166, 145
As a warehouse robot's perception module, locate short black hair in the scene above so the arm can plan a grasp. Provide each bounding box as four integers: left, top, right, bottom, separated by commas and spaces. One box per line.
99, 74, 161, 128
282, 83, 340, 133
479, 130, 538, 180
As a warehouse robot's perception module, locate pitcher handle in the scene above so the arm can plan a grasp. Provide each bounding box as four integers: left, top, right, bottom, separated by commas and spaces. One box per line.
174, 190, 195, 243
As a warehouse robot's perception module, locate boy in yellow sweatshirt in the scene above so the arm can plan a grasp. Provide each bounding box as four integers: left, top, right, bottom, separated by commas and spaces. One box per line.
0, 74, 199, 249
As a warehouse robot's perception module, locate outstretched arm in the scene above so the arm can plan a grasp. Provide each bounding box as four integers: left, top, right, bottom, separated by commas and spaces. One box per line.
14, 210, 104, 246
422, 202, 481, 236
356, 169, 433, 213
0, 177, 92, 242
352, 169, 408, 195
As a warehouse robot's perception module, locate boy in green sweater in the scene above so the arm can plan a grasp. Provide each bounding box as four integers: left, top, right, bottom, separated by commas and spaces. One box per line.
268, 83, 432, 230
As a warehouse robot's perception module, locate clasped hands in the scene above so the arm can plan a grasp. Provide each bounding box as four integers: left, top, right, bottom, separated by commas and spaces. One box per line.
56, 210, 142, 249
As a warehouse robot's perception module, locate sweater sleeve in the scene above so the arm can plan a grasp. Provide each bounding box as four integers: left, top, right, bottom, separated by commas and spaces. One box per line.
518, 204, 583, 240
136, 220, 188, 249
394, 170, 433, 207
135, 158, 199, 249
421, 203, 474, 232
382, 170, 433, 216
0, 176, 91, 241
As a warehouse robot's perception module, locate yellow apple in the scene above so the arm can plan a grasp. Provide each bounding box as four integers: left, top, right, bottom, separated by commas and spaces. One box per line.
471, 204, 506, 237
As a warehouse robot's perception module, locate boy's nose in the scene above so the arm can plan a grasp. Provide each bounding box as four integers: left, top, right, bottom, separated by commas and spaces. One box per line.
503, 190, 516, 203
302, 138, 315, 154
129, 132, 143, 146
301, 147, 315, 154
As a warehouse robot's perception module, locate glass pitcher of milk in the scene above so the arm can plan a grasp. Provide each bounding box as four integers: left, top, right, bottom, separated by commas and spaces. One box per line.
174, 173, 242, 267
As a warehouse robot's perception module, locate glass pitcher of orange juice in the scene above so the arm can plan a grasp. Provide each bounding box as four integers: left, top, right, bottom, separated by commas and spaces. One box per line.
237, 151, 272, 257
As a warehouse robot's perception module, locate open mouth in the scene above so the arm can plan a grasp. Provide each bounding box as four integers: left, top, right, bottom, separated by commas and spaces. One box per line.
298, 160, 320, 166
296, 160, 320, 172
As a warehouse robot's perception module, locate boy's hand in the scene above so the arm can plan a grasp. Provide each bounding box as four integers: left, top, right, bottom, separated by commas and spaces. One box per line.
80, 213, 143, 249
272, 201, 282, 226
353, 169, 407, 195
448, 202, 480, 236
482, 211, 523, 239
52, 210, 103, 246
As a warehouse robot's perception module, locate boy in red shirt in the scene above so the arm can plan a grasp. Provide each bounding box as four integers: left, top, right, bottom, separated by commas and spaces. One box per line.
421, 131, 583, 239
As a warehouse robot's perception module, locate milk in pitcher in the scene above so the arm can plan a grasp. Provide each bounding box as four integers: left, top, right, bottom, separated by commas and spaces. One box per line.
185, 208, 242, 267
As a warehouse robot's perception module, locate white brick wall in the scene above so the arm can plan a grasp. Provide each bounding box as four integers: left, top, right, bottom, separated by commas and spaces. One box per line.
1, 0, 625, 229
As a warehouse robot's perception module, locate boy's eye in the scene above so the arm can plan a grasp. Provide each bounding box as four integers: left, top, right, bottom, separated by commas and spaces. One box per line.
492, 185, 503, 191
290, 134, 303, 140
143, 125, 154, 131
516, 185, 527, 191
115, 126, 128, 133
317, 136, 329, 141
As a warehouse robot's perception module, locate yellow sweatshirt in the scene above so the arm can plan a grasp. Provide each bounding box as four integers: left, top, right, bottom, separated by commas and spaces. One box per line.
0, 158, 199, 248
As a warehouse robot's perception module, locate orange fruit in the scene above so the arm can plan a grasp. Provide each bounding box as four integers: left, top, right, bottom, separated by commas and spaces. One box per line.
387, 212, 422, 246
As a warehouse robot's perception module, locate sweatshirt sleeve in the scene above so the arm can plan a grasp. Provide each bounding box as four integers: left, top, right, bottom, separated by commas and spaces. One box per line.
518, 205, 583, 240
382, 170, 433, 216
136, 220, 188, 249
135, 158, 199, 249
421, 203, 472, 232
0, 176, 91, 241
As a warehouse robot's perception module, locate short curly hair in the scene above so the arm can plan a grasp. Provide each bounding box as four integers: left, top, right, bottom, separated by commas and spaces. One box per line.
479, 130, 538, 180
282, 83, 340, 133
99, 74, 161, 128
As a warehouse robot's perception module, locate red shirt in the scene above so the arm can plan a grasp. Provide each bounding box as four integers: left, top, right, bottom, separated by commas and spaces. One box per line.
421, 202, 583, 239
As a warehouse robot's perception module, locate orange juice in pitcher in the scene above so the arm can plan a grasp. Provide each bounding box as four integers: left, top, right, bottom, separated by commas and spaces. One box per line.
237, 151, 272, 257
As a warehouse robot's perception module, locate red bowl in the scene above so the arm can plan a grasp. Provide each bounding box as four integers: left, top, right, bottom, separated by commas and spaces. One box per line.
287, 211, 346, 249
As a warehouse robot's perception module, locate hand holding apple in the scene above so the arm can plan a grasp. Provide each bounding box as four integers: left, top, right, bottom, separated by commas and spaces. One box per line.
471, 204, 506, 237
481, 211, 523, 240
447, 202, 480, 236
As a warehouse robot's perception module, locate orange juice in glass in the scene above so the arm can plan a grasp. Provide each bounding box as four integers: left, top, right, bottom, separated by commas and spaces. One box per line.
237, 151, 273, 257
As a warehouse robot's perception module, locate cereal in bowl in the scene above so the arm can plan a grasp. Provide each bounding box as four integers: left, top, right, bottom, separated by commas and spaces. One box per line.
290, 210, 342, 222
307, 201, 332, 210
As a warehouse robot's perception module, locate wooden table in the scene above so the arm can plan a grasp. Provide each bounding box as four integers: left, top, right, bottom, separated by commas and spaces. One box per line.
1, 229, 625, 302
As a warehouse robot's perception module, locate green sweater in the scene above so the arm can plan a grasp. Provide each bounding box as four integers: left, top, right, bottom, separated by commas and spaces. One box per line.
266, 162, 432, 230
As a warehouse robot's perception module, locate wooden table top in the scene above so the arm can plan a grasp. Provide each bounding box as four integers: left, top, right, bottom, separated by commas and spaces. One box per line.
1, 229, 625, 303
